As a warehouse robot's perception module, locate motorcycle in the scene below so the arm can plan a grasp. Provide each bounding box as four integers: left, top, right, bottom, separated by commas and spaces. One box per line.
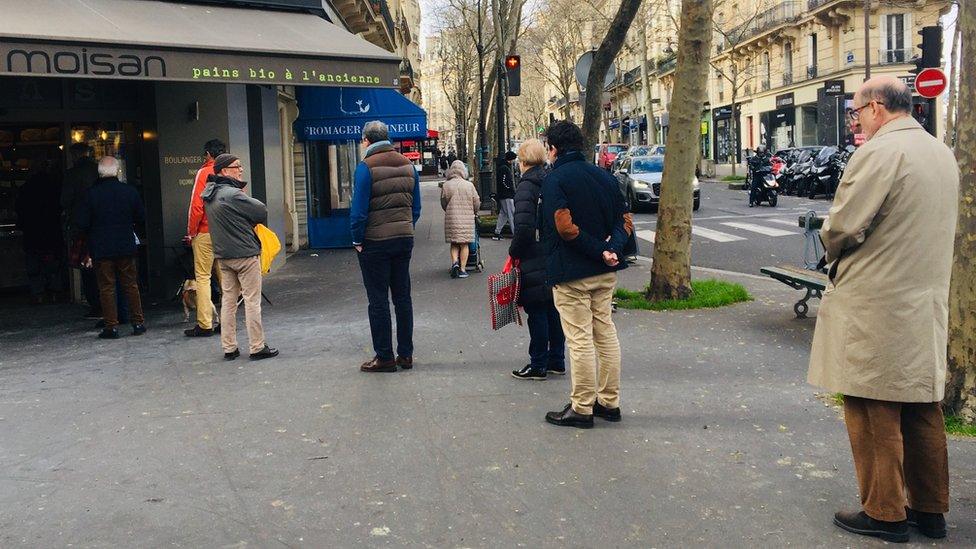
747, 152, 778, 207
792, 151, 818, 198
808, 145, 854, 199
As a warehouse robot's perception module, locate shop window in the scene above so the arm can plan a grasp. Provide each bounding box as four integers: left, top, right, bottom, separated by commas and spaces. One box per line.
305, 140, 359, 217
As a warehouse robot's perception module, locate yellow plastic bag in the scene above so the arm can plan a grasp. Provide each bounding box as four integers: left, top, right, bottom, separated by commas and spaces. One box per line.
255, 224, 281, 275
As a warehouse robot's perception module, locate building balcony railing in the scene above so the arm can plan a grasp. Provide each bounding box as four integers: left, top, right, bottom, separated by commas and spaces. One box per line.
880, 48, 913, 65
783, 72, 794, 86
760, 79, 771, 91
717, 1, 801, 53
807, 65, 818, 79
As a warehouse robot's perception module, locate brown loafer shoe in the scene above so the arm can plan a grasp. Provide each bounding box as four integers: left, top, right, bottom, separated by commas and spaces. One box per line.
396, 356, 413, 370
361, 357, 397, 372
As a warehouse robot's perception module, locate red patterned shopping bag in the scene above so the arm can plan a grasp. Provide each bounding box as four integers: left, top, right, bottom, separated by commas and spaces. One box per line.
488, 257, 522, 330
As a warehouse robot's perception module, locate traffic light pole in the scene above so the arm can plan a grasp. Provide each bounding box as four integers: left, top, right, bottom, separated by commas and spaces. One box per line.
863, 0, 871, 81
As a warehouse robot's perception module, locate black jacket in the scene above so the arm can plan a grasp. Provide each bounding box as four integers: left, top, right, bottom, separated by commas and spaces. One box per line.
495, 161, 515, 200
508, 165, 548, 305
540, 150, 629, 286
74, 177, 145, 260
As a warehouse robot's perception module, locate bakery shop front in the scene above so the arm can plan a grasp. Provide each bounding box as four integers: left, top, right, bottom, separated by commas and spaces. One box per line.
0, 0, 399, 306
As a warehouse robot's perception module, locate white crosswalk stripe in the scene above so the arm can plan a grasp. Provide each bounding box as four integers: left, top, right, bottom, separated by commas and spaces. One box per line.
636, 229, 656, 243
766, 218, 802, 227
692, 226, 746, 242
720, 221, 796, 237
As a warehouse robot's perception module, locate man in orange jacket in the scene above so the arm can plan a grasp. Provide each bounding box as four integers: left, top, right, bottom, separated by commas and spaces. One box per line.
184, 138, 226, 337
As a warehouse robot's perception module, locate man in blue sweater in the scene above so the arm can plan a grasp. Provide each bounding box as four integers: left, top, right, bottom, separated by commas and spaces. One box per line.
350, 121, 422, 372
540, 120, 632, 428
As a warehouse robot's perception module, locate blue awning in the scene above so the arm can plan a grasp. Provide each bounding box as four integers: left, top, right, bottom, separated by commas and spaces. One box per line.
295, 86, 427, 141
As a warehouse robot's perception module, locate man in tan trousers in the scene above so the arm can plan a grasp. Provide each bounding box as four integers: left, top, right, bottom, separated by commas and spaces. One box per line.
201, 153, 278, 361
808, 76, 958, 543
184, 139, 225, 337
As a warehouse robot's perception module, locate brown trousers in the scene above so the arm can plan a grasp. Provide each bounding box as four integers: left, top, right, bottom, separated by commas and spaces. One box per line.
218, 256, 265, 354
843, 395, 949, 522
95, 257, 144, 328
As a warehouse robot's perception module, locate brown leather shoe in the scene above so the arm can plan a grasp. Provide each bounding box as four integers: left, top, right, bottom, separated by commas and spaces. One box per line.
396, 356, 413, 370
360, 357, 397, 372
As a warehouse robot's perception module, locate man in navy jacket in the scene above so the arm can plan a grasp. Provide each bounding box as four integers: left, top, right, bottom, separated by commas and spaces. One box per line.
75, 156, 146, 339
540, 120, 632, 429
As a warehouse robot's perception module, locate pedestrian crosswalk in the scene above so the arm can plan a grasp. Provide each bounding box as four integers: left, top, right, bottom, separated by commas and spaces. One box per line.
634, 217, 805, 245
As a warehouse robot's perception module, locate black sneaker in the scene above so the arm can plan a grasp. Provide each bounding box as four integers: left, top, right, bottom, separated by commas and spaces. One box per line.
511, 365, 547, 380
833, 510, 909, 543
98, 328, 119, 339
546, 365, 566, 375
224, 349, 240, 361
545, 403, 594, 429
457, 270, 470, 279
450, 263, 460, 278
593, 401, 622, 422
906, 507, 947, 539
249, 345, 279, 360
184, 325, 214, 337
132, 324, 147, 336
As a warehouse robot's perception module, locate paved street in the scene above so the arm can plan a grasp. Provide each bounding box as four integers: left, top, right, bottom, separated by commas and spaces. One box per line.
631, 182, 832, 275
1, 182, 974, 547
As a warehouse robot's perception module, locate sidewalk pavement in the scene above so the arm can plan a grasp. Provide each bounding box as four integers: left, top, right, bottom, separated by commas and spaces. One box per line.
1, 181, 974, 547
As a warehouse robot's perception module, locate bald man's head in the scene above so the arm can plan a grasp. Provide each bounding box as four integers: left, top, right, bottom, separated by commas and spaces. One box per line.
856, 76, 913, 114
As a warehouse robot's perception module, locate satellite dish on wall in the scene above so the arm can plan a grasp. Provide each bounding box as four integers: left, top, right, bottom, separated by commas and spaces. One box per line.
575, 51, 616, 90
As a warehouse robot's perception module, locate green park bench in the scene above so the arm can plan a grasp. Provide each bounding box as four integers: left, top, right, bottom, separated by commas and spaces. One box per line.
760, 212, 829, 318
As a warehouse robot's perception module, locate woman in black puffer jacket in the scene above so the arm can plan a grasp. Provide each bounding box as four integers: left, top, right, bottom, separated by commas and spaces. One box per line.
508, 139, 566, 380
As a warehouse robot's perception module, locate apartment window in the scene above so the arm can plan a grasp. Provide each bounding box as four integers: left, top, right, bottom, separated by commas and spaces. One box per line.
808, 33, 818, 76
883, 13, 909, 63
763, 51, 771, 90
784, 42, 794, 84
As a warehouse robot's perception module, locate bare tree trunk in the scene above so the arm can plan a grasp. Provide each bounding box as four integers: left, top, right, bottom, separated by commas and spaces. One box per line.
647, 0, 714, 301
945, 7, 962, 148
581, 0, 644, 154
730, 82, 738, 177
946, 0, 976, 422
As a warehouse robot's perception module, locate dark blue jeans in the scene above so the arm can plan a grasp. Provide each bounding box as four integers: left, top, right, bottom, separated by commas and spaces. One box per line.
357, 237, 414, 361
523, 300, 565, 371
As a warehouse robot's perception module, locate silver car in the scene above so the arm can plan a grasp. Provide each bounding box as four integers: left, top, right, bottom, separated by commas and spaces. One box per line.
615, 155, 700, 212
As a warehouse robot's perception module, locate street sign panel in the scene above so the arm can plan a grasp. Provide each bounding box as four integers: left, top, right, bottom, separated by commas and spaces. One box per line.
914, 68, 947, 99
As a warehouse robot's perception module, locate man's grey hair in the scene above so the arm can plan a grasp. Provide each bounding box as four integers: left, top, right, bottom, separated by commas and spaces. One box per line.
861, 79, 913, 114
362, 120, 389, 144
97, 156, 120, 178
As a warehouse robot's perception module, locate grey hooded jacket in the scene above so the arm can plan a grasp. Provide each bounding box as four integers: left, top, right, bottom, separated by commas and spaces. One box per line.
201, 175, 268, 259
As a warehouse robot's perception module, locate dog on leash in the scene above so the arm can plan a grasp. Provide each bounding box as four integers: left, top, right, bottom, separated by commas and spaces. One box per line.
181, 279, 219, 326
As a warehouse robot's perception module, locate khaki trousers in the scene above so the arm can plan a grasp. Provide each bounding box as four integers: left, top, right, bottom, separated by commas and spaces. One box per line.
843, 395, 949, 522
218, 256, 265, 354
191, 232, 220, 329
552, 272, 621, 415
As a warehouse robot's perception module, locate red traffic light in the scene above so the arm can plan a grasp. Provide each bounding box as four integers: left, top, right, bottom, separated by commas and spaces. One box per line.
505, 55, 520, 70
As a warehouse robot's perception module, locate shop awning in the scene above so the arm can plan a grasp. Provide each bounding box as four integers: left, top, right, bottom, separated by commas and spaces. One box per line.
295, 86, 427, 141
0, 0, 399, 87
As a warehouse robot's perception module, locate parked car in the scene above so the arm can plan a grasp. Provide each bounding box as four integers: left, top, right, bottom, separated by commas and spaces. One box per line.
597, 143, 628, 170
611, 144, 666, 172
615, 155, 700, 212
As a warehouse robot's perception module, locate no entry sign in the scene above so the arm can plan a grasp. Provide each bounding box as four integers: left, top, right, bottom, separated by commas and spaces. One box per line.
914, 68, 947, 99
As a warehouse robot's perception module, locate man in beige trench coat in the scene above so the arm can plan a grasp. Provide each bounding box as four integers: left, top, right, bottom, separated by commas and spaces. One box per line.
807, 76, 958, 543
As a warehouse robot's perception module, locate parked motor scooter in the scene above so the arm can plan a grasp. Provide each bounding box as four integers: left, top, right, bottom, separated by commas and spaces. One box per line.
747, 149, 778, 207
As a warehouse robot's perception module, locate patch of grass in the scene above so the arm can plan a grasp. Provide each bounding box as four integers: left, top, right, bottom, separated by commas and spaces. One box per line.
721, 175, 747, 182
613, 279, 752, 311
945, 415, 976, 437
830, 394, 976, 437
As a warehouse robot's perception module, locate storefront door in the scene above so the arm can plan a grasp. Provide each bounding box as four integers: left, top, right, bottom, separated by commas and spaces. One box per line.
305, 140, 360, 248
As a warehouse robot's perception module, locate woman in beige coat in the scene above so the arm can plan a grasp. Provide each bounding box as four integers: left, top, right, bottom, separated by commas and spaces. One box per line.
440, 160, 480, 278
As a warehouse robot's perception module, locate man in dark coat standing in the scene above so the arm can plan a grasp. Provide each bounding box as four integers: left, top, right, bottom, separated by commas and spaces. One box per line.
509, 139, 564, 380
539, 120, 631, 429
74, 156, 146, 339
61, 144, 99, 316
492, 151, 517, 240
